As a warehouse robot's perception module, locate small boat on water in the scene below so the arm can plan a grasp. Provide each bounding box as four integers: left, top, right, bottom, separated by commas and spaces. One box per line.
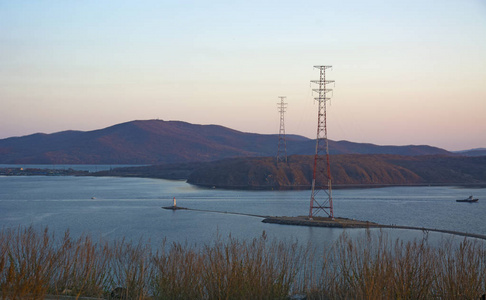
456, 195, 478, 203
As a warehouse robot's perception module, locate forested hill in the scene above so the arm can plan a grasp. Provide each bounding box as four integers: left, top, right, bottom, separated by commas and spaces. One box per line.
0, 119, 452, 164
94, 155, 486, 189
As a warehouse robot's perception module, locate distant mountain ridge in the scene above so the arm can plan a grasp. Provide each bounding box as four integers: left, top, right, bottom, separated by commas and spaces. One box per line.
0, 119, 454, 164
454, 148, 486, 157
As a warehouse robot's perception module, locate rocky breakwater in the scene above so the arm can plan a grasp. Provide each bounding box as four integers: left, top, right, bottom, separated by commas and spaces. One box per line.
262, 216, 382, 228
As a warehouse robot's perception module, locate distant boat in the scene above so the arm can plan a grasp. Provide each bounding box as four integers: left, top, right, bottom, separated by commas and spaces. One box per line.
456, 195, 478, 203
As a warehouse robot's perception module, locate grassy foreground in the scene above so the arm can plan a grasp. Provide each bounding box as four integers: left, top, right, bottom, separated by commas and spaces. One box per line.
0, 227, 485, 299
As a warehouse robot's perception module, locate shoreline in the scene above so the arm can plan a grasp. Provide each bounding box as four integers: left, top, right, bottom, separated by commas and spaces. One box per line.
2, 167, 485, 190
189, 182, 486, 190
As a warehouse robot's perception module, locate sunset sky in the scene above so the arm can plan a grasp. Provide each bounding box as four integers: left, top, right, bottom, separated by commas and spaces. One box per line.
1, 0, 485, 151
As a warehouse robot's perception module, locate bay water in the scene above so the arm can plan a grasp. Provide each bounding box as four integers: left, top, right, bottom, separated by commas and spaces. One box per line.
1, 172, 485, 249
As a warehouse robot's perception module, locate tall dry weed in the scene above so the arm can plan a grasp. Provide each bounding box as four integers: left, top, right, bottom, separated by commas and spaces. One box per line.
151, 242, 205, 299
109, 238, 153, 299
151, 232, 305, 300
1, 226, 485, 299
50, 231, 111, 298
0, 227, 54, 299
305, 230, 486, 300
434, 238, 486, 299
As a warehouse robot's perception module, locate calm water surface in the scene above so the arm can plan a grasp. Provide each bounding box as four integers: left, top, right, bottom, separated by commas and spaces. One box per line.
1, 175, 485, 248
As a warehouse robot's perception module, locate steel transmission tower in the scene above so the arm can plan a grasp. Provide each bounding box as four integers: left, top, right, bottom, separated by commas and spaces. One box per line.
309, 66, 335, 219
276, 96, 288, 164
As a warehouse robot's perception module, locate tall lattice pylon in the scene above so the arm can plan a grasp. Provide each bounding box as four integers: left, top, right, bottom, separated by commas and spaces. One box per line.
276, 96, 288, 164
309, 66, 335, 219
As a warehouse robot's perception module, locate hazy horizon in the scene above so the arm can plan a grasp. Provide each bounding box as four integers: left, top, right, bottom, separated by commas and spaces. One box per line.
1, 1, 485, 151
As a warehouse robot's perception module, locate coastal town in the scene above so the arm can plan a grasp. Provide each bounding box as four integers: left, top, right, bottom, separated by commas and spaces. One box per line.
0, 167, 89, 176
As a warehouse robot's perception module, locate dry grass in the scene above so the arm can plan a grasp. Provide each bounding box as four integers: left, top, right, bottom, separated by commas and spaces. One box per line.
303, 231, 486, 300
151, 232, 305, 299
0, 226, 485, 299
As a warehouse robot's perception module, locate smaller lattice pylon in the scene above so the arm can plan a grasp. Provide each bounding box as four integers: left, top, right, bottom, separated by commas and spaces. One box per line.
276, 96, 288, 164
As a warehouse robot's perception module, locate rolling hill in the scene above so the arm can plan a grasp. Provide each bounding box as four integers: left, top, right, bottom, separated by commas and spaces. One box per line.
0, 119, 454, 164
92, 154, 486, 189
186, 155, 486, 188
